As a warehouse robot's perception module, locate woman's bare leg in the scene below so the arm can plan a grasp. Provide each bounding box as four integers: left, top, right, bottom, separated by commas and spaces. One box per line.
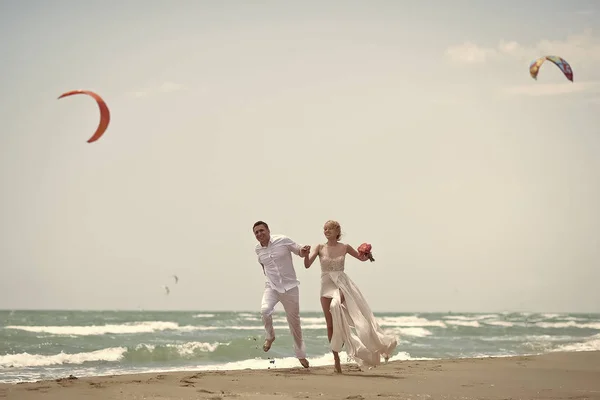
321, 296, 342, 373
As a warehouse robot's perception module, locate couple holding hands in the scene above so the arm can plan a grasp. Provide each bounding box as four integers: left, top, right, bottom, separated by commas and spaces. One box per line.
253, 220, 397, 374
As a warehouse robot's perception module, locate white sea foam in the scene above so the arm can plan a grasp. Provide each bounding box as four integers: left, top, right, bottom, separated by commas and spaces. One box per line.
0, 347, 126, 368
562, 316, 589, 322
535, 321, 600, 330
443, 314, 499, 321
4, 322, 279, 335
377, 316, 447, 328
0, 341, 223, 369
4, 322, 187, 336
553, 334, 600, 352
175, 350, 424, 372
8, 319, 442, 335
387, 327, 433, 338
134, 341, 222, 355
445, 320, 481, 328
541, 313, 562, 319
192, 314, 215, 318
482, 320, 516, 327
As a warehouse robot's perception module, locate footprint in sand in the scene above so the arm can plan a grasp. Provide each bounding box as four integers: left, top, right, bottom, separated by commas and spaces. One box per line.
25, 386, 51, 392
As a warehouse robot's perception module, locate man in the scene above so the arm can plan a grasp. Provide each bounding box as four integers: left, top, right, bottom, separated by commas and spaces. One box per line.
253, 220, 311, 368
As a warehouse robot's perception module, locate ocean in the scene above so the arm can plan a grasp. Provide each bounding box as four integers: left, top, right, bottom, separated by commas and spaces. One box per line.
1, 310, 599, 384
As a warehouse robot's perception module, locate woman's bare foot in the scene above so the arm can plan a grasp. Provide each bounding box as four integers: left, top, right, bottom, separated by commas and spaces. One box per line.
333, 353, 342, 373
263, 337, 275, 352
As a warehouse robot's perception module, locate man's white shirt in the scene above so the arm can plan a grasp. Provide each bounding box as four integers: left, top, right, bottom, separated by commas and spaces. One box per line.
256, 234, 303, 293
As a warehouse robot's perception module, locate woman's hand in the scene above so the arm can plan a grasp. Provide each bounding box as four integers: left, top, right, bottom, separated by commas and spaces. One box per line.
304, 244, 320, 269
358, 252, 369, 262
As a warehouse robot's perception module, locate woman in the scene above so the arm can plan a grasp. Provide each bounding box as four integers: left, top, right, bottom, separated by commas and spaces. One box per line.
304, 220, 397, 373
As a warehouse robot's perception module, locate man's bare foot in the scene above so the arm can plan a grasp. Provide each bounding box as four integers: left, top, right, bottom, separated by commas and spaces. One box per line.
263, 338, 275, 352
299, 358, 309, 368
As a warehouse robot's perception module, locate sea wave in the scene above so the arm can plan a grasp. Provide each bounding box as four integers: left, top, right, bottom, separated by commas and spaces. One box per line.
378, 316, 447, 328
535, 321, 600, 330
4, 321, 190, 336
192, 314, 215, 318
0, 341, 223, 369
553, 334, 600, 352
4, 316, 455, 336
443, 314, 499, 321
386, 327, 433, 338
445, 320, 481, 328
0, 347, 126, 368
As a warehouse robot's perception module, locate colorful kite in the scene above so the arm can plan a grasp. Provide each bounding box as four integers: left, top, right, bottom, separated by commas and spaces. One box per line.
58, 89, 111, 143
529, 56, 573, 82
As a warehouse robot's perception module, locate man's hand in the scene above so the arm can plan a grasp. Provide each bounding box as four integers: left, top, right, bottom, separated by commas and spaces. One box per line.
299, 245, 311, 258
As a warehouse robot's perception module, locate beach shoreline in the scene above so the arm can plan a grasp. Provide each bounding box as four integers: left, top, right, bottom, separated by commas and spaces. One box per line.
2, 351, 599, 400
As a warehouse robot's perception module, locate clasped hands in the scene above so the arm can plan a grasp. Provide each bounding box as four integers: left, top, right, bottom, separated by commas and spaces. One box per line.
299, 245, 311, 258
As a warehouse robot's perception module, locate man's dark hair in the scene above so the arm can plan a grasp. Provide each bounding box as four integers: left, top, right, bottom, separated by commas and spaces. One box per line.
253, 220, 269, 231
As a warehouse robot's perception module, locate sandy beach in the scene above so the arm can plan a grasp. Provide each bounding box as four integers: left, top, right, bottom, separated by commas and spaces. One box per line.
2, 351, 599, 400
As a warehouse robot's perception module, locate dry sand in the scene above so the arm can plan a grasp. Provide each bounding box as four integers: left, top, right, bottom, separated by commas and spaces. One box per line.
2, 351, 599, 400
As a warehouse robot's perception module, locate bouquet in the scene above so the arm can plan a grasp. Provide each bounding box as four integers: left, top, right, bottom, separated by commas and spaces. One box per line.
358, 243, 375, 262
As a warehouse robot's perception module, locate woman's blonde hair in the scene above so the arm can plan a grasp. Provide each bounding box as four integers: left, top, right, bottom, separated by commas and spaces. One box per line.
324, 220, 342, 240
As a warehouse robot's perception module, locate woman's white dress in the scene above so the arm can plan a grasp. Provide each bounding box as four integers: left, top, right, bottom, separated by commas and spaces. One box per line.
319, 249, 398, 368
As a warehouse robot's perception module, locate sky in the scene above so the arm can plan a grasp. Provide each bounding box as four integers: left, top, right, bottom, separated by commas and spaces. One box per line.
1, 0, 599, 313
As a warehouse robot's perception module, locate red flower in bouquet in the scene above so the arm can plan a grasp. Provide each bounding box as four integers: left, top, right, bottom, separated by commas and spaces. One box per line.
358, 243, 375, 262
